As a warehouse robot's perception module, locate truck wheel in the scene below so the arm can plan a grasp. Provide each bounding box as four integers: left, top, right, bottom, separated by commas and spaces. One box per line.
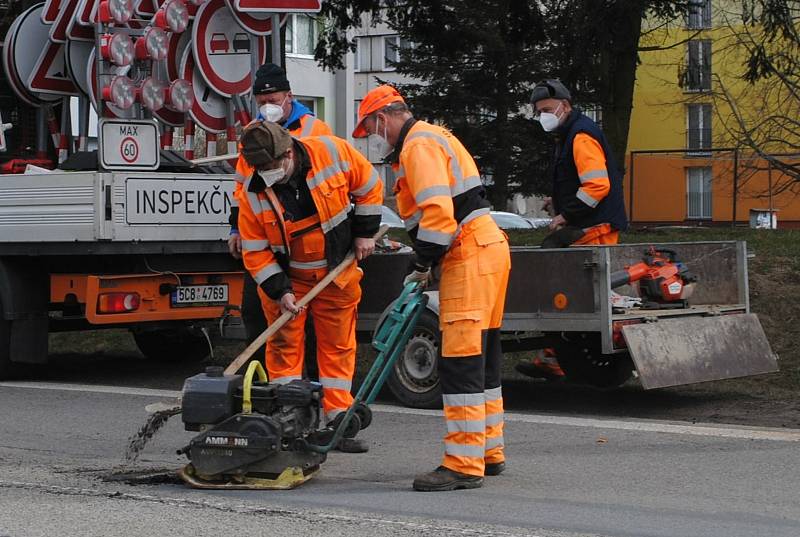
554, 332, 634, 388
133, 327, 210, 363
386, 309, 442, 409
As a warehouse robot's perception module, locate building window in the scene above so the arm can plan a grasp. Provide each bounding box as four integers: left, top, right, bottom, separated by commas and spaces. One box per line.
687, 103, 712, 154
687, 0, 712, 29
295, 97, 316, 115
382, 35, 411, 71
295, 96, 324, 122
353, 38, 361, 72
684, 40, 712, 91
687, 167, 712, 219
286, 14, 317, 57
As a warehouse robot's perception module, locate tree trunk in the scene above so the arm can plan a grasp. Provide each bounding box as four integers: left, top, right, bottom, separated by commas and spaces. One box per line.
600, 1, 646, 169
489, 1, 511, 209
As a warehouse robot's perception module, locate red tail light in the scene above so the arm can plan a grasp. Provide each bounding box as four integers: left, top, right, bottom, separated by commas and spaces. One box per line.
97, 292, 141, 313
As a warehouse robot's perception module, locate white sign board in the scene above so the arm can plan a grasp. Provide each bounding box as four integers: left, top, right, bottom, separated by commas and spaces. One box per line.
99, 119, 160, 171
125, 178, 235, 224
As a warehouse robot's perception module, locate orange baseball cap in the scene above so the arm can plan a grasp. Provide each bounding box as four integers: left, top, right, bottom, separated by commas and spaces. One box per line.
352, 85, 405, 138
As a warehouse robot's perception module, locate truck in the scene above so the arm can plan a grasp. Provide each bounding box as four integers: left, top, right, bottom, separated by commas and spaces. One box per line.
0, 0, 257, 377
0, 166, 245, 378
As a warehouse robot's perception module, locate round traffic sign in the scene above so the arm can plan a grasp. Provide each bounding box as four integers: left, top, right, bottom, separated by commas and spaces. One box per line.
166, 28, 192, 82
65, 39, 93, 96
181, 46, 230, 133
3, 4, 61, 105
120, 136, 139, 163
192, 0, 267, 97
223, 0, 286, 36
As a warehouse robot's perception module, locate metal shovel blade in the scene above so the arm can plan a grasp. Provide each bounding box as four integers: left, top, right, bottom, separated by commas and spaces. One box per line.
622, 313, 779, 390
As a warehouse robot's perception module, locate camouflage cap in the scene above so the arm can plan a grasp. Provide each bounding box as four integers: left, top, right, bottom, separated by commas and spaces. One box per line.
240, 121, 293, 168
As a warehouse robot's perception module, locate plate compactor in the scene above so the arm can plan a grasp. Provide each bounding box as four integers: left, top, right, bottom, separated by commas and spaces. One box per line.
176, 283, 427, 490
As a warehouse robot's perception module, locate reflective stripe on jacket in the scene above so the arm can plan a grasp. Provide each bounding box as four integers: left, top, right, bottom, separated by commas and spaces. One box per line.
552, 111, 628, 231
237, 136, 383, 299
392, 120, 490, 268
229, 114, 333, 222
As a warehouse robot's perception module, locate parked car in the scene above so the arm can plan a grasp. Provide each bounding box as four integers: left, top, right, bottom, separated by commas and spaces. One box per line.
489, 211, 534, 229
525, 216, 552, 229
380, 205, 405, 229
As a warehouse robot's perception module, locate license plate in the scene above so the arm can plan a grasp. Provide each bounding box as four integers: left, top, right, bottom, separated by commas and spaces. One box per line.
171, 284, 229, 307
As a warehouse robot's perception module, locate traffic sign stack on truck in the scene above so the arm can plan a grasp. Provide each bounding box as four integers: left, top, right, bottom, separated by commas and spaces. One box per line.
0, 0, 321, 377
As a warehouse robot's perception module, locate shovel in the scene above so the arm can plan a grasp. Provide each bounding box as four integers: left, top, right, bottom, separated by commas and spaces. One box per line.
145, 225, 389, 414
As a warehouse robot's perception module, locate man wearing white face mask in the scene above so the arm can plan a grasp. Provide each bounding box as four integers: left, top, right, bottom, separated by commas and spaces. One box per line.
353, 85, 511, 491
228, 63, 333, 356
516, 79, 628, 381
237, 121, 383, 452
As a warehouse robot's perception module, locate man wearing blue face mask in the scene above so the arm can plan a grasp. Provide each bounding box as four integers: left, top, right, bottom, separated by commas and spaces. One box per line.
516, 79, 627, 380
229, 63, 333, 359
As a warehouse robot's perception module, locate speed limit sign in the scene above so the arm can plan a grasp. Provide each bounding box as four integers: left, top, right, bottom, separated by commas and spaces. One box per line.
99, 119, 160, 170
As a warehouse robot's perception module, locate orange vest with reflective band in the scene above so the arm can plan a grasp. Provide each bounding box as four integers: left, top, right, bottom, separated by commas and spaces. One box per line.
392, 120, 490, 266
238, 136, 383, 299
232, 115, 333, 209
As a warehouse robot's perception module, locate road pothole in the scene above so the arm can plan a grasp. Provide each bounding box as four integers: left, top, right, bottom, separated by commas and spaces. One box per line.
100, 468, 184, 486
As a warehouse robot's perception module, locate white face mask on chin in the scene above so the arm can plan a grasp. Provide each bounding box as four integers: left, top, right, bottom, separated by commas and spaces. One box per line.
538, 103, 564, 132
368, 116, 393, 159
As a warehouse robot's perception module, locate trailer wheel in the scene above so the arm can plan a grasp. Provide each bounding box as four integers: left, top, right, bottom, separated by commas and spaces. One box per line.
133, 326, 210, 363
386, 309, 442, 409
554, 332, 634, 388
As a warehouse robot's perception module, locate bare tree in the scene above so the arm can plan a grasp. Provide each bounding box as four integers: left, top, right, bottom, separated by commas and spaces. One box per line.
711, 1, 800, 184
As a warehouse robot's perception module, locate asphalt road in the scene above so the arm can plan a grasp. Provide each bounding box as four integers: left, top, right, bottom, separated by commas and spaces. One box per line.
1, 381, 798, 537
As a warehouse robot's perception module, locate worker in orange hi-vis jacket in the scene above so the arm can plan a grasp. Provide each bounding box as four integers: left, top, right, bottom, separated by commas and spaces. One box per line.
237, 121, 383, 453
516, 79, 628, 381
228, 63, 333, 360
353, 85, 511, 492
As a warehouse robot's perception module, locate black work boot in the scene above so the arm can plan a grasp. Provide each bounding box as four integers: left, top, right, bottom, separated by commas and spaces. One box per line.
484, 461, 506, 476
334, 437, 369, 453
412, 466, 483, 492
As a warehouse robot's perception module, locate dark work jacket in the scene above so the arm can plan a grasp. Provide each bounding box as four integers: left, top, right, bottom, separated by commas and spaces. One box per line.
552, 111, 628, 231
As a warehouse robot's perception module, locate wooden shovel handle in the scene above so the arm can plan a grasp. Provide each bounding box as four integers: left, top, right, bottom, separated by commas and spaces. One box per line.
223, 225, 390, 376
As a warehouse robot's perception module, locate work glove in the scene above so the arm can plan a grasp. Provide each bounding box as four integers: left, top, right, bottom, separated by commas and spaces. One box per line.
403, 269, 432, 289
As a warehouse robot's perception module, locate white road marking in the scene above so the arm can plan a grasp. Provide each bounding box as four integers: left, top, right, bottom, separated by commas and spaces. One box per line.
3, 381, 799, 443
0, 381, 180, 399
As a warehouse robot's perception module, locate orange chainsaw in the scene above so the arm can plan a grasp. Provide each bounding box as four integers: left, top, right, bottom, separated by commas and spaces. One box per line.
610, 248, 697, 309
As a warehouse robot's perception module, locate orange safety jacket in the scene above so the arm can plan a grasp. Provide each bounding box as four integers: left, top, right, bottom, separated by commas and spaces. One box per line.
229, 114, 333, 230
390, 119, 491, 268
237, 136, 383, 299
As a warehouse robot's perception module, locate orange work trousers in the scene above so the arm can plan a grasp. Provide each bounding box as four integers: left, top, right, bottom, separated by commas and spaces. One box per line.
258, 262, 361, 421
437, 214, 511, 477
572, 223, 619, 245
257, 212, 362, 421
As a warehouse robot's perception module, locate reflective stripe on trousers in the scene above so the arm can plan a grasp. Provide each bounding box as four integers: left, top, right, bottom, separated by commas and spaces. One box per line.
258, 262, 362, 420
437, 214, 510, 476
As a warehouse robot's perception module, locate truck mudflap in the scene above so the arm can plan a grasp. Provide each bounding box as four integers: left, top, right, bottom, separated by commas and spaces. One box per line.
621, 313, 778, 390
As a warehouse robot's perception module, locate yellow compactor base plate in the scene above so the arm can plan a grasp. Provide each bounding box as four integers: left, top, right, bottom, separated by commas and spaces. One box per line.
178, 464, 319, 490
